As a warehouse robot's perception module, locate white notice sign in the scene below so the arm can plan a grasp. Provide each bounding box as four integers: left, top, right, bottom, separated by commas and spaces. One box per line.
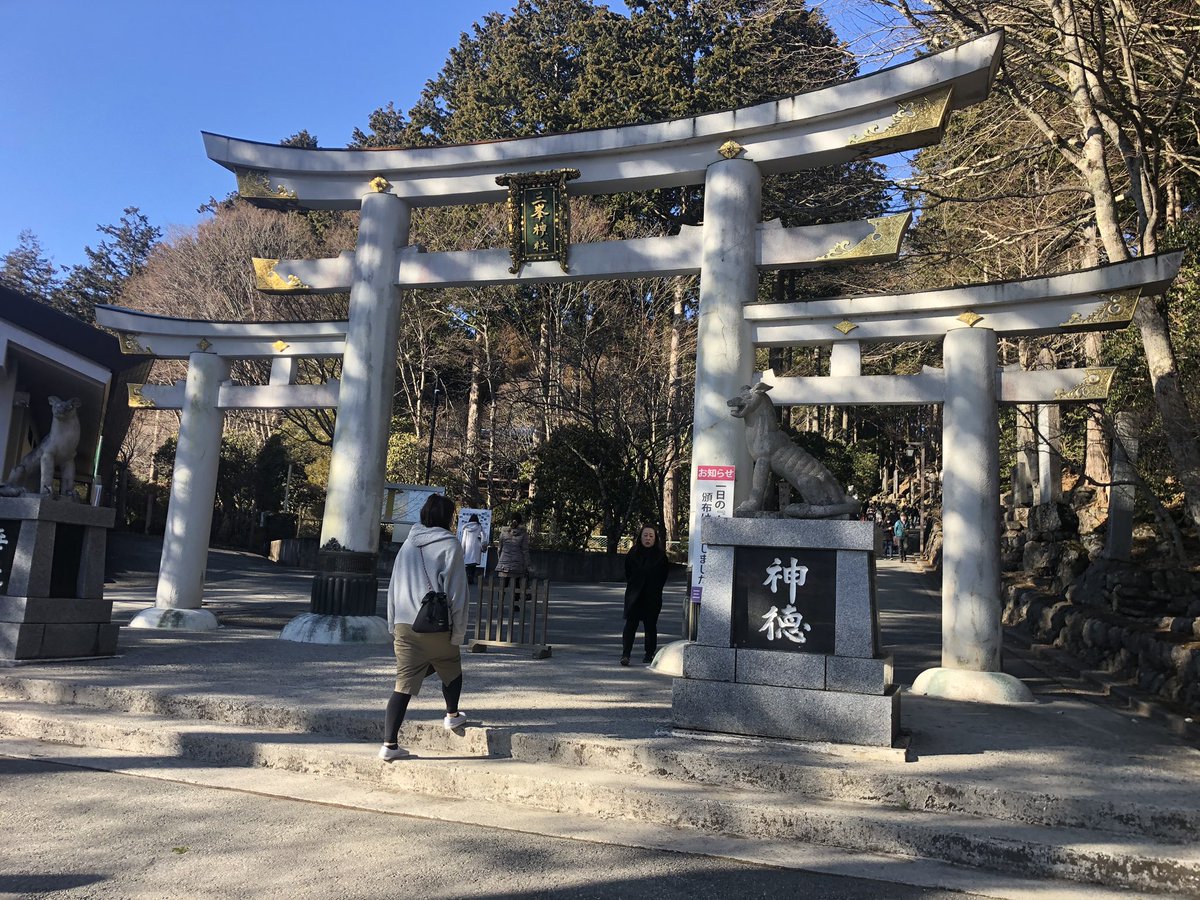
689, 465, 735, 604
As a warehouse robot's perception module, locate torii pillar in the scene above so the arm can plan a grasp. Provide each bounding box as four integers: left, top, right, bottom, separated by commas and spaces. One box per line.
130, 351, 228, 631
912, 327, 1033, 702
686, 154, 759, 595
281, 190, 405, 644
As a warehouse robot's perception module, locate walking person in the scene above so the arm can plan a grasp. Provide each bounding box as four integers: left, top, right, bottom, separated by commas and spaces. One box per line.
460, 513, 484, 585
893, 513, 909, 563
621, 523, 670, 667
379, 494, 469, 761
495, 513, 532, 607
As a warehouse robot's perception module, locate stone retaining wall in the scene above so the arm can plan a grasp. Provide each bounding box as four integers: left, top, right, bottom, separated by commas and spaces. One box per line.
1000, 488, 1200, 716
1003, 563, 1200, 714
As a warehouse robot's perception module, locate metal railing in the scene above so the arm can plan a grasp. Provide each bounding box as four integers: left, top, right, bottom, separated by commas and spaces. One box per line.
466, 574, 552, 659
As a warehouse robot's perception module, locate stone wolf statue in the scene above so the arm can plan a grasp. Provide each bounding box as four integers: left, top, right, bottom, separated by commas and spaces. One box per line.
728, 381, 859, 519
0, 396, 83, 499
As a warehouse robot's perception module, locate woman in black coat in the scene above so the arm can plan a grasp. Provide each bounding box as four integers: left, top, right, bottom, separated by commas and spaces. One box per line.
621, 523, 670, 666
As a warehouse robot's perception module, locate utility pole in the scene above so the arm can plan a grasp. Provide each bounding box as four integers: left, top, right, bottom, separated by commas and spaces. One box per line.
424, 385, 443, 485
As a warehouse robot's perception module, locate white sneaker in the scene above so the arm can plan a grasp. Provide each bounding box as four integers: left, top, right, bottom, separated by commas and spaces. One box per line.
443, 712, 468, 730
378, 744, 408, 761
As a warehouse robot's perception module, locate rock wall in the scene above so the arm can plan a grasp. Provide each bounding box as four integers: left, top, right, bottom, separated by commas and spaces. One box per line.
1000, 493, 1200, 715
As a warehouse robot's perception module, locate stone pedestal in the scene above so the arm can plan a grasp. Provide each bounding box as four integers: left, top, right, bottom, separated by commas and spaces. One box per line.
309, 550, 379, 615
0, 496, 117, 662
672, 517, 899, 747
278, 549, 390, 645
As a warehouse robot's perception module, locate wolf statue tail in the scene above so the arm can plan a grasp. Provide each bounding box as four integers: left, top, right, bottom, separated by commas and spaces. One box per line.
782, 501, 860, 520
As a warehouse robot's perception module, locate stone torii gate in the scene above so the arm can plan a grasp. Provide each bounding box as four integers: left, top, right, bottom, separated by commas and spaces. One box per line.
744, 252, 1182, 701
94, 305, 347, 631
192, 34, 1005, 635
98, 36, 1008, 648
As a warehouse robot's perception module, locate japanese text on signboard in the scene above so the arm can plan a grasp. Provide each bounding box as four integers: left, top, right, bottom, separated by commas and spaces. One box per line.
689, 464, 734, 603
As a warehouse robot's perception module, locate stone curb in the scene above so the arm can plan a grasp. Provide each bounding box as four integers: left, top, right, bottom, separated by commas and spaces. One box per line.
508, 733, 1200, 843
0, 675, 507, 757
1, 701, 1197, 895
3, 674, 1198, 843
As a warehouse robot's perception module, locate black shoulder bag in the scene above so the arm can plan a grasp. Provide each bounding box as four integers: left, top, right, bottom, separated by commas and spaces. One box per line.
411, 544, 452, 634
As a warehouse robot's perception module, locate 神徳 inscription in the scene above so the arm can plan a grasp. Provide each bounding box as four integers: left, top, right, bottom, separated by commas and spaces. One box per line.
733, 546, 835, 653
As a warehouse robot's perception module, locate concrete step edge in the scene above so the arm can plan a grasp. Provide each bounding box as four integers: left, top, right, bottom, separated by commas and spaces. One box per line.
0, 675, 508, 757
4, 674, 1197, 845
4, 736, 1144, 900
509, 731, 1200, 844
0, 704, 1196, 895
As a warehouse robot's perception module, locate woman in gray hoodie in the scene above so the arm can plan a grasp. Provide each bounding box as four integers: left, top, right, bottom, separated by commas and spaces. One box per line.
379, 494, 469, 760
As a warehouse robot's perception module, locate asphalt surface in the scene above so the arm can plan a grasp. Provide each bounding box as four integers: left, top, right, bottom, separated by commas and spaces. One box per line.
0, 755, 984, 900
3, 535, 1197, 899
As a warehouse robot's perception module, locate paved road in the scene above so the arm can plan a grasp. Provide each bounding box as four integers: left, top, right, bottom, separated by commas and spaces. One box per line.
0, 755, 984, 900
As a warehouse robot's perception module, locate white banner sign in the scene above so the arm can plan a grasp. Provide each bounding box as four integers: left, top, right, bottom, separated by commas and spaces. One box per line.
689, 464, 735, 604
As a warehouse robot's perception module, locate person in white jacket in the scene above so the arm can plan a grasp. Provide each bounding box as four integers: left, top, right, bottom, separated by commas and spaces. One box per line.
460, 513, 484, 584
379, 494, 469, 760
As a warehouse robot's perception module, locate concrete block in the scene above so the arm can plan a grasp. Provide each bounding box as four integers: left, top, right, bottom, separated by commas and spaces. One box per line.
97, 623, 120, 656
10, 519, 54, 598
703, 517, 876, 551
696, 544, 735, 646
0, 596, 113, 624
40, 623, 102, 658
0, 622, 44, 660
826, 654, 893, 695
682, 644, 735, 681
735, 648, 825, 689
672, 678, 900, 747
0, 497, 116, 528
78, 526, 107, 599
835, 550, 880, 658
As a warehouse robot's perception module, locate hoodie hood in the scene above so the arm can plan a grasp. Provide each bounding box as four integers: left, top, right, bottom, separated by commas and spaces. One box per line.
408, 522, 457, 549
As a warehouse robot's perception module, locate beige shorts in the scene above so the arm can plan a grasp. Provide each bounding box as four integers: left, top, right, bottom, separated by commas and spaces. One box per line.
393, 624, 462, 695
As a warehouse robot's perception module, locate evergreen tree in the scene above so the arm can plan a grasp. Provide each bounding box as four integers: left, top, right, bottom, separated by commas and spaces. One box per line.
0, 229, 60, 300
57, 207, 161, 323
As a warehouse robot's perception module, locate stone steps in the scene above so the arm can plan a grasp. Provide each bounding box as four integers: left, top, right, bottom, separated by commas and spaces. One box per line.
1, 683, 1198, 895
508, 732, 1200, 843
5, 675, 1195, 844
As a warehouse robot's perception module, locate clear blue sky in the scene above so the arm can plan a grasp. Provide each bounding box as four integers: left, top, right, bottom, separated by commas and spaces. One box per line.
2, 1, 884, 273
0, 1, 504, 270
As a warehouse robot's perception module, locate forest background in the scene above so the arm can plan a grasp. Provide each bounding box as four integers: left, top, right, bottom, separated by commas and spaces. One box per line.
2, 0, 1198, 562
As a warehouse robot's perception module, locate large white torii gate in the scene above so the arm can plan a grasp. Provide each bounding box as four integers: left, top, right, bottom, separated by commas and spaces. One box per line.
105, 35, 1020, 652
203, 32, 1003, 570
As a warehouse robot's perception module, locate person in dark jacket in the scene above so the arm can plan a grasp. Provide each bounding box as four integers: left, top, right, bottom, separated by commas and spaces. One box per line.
621, 523, 670, 666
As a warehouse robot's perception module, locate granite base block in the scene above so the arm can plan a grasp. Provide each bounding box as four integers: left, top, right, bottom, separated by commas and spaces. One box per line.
0, 623, 43, 660
825, 654, 893, 695
97, 623, 120, 656
702, 517, 877, 551
0, 621, 117, 660
834, 550, 879, 658
41, 623, 107, 658
0, 596, 114, 625
682, 644, 735, 682
672, 677, 900, 747
0, 496, 117, 527
735, 648, 825, 689
695, 545, 735, 646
